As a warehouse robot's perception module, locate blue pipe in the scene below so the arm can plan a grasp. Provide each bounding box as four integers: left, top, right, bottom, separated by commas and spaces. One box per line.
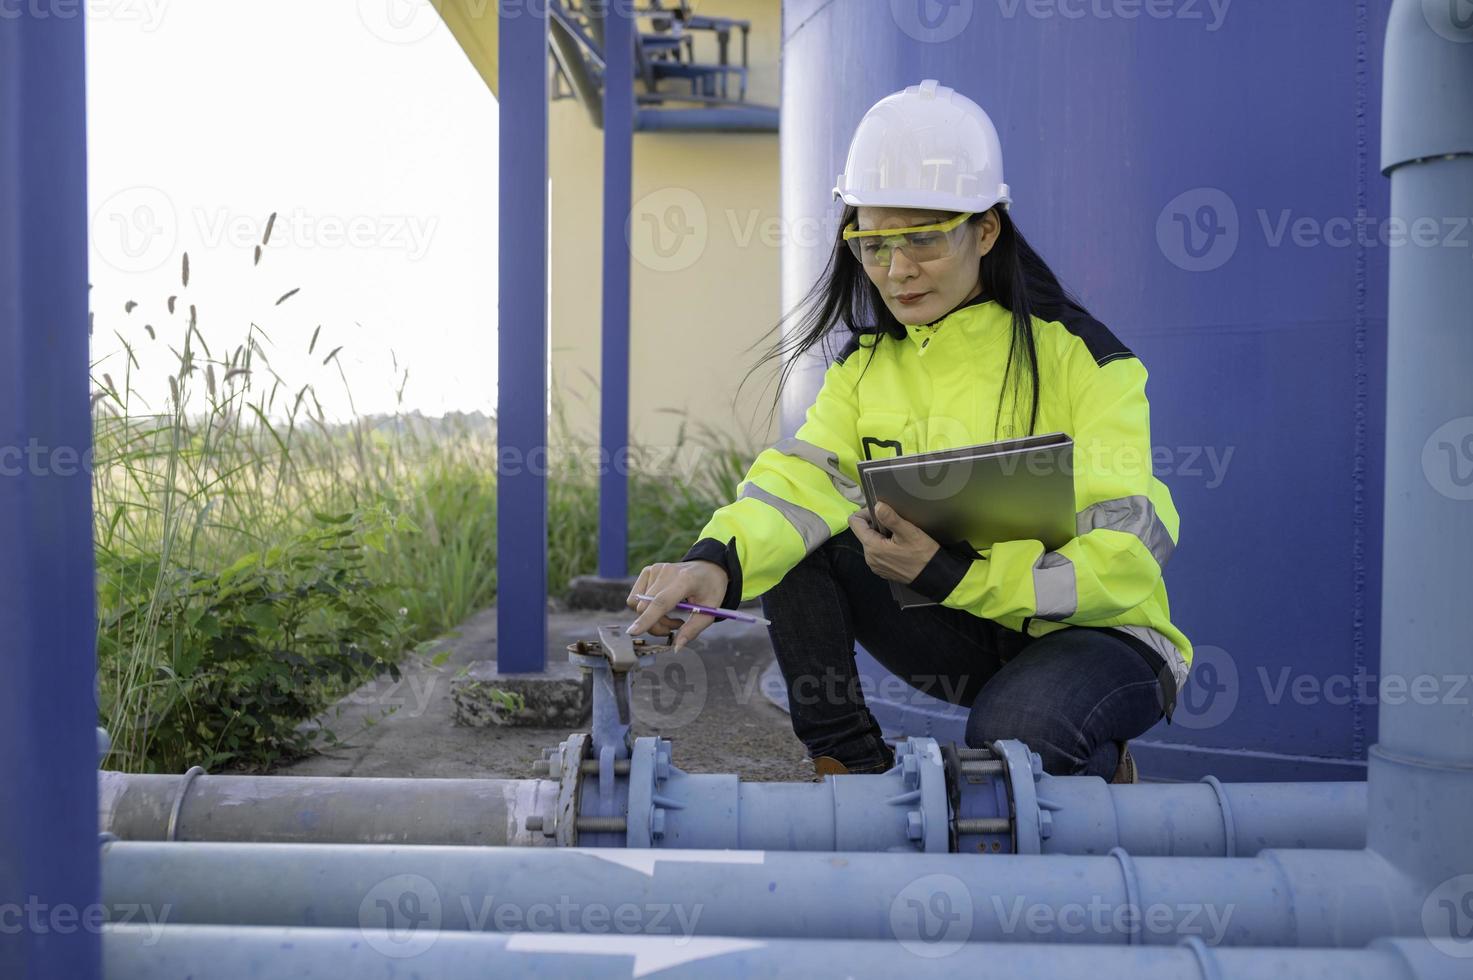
0, 9, 100, 980
96, 758, 1367, 857
1032, 773, 1366, 857
634, 107, 779, 132
100, 842, 1426, 948
101, 925, 1466, 980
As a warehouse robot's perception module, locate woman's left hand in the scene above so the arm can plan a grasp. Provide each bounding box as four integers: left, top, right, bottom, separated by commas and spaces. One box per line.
847, 501, 941, 584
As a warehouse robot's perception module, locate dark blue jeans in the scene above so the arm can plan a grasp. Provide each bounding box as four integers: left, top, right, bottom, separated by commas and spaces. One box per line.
760, 528, 1166, 778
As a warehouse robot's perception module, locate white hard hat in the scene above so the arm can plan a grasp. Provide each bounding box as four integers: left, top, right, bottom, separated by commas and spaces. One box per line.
833, 79, 1011, 213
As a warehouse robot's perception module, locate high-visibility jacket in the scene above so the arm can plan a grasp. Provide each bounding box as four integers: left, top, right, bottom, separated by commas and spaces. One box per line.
682, 290, 1192, 702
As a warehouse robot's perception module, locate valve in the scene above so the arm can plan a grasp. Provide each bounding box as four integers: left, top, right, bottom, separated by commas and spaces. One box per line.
564, 625, 664, 759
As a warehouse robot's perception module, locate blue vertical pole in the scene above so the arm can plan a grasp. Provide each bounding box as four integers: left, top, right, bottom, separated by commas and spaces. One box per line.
0, 9, 101, 980
497, 3, 550, 672
598, 0, 634, 578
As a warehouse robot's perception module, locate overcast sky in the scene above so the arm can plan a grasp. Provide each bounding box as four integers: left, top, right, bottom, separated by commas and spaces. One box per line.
86, 0, 500, 421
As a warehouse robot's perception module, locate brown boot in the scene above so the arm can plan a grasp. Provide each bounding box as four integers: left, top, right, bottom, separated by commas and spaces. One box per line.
811, 756, 852, 779
810, 742, 895, 780
1110, 740, 1139, 784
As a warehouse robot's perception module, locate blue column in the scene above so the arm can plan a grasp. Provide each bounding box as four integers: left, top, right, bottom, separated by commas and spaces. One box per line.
0, 9, 101, 980
497, 4, 550, 672
598, 0, 634, 578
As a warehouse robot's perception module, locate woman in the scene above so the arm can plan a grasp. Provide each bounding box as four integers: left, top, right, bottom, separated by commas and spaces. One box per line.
625, 79, 1192, 782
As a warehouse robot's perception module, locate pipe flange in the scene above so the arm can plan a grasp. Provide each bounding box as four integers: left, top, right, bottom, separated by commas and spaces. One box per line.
940, 742, 963, 852
918, 738, 951, 853
894, 737, 950, 853
1108, 846, 1144, 945
1200, 775, 1237, 858
165, 765, 206, 842
553, 733, 589, 846
992, 739, 1043, 854
950, 744, 1013, 854
625, 736, 661, 848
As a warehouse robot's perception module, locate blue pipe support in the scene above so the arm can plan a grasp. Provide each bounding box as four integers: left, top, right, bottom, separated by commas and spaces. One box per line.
1369, 0, 1473, 896
100, 842, 1427, 948
0, 8, 100, 980
100, 926, 1466, 980
494, 0, 550, 672
597, 0, 633, 578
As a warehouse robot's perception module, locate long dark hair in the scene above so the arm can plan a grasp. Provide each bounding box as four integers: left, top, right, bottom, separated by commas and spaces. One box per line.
739, 205, 1091, 441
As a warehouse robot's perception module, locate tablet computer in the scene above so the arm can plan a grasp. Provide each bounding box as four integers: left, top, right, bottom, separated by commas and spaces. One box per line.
856, 431, 1076, 608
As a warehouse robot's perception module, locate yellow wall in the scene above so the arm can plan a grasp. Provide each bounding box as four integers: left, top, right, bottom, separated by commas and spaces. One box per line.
435, 0, 784, 462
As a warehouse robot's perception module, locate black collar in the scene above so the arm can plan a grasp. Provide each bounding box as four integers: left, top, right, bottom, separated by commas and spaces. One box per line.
923, 286, 993, 327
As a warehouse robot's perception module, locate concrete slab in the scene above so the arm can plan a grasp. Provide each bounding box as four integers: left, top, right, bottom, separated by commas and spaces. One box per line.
565, 574, 639, 611
274, 600, 813, 782
450, 658, 589, 728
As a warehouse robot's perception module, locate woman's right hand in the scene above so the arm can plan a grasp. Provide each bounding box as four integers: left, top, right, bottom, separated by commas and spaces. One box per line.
625, 560, 730, 652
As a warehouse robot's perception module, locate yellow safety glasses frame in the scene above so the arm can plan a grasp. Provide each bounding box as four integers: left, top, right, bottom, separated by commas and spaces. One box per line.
842, 211, 976, 267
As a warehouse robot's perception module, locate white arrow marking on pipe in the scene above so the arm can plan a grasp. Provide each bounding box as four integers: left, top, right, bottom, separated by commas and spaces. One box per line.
577, 847, 768, 877
504, 934, 766, 977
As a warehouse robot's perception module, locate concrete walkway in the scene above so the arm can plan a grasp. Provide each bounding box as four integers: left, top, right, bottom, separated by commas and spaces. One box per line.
276, 600, 814, 783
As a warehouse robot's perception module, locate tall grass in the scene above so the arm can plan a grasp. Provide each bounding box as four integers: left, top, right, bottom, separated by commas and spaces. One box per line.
93, 237, 758, 773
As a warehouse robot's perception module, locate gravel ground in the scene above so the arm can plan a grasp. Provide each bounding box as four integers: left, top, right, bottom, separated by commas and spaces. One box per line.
275, 600, 814, 783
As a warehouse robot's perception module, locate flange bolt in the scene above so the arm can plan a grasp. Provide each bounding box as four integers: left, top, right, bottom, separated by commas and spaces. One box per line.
906, 810, 925, 841
901, 753, 921, 789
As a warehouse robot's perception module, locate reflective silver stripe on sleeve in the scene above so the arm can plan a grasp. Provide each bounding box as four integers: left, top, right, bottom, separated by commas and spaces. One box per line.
1109, 624, 1190, 692
1032, 550, 1078, 620
773, 437, 865, 506
738, 482, 832, 554
1075, 495, 1176, 569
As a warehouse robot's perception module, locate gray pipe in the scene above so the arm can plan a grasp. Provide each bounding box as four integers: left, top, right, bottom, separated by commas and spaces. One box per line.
100, 925, 1465, 980
101, 842, 1425, 948
1370, 0, 1473, 890
98, 771, 558, 846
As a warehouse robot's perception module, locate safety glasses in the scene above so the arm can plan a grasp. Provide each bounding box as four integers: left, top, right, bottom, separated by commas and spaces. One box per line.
842, 211, 976, 267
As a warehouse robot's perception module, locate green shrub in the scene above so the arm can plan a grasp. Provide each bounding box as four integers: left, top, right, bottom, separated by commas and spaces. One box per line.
97, 506, 417, 772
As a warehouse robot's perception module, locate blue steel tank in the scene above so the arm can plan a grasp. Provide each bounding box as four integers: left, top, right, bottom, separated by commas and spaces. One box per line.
777, 0, 1395, 780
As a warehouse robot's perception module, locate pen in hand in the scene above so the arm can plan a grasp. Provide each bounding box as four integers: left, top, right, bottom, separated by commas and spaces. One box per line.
627, 594, 772, 631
